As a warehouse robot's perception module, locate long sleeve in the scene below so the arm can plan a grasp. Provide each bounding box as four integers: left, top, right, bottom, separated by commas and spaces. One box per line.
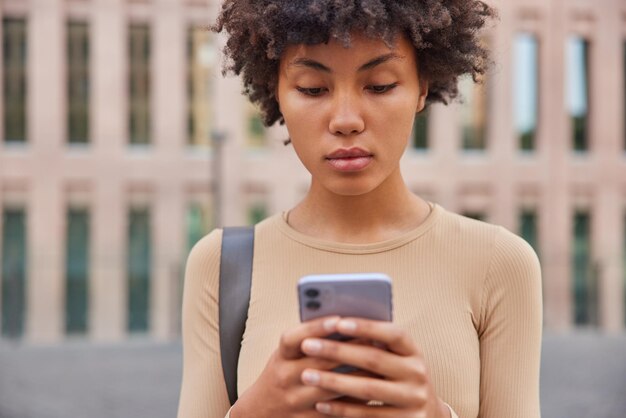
477, 228, 543, 418
176, 229, 233, 418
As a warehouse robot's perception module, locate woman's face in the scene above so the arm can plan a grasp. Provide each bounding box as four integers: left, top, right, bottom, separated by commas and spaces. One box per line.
277, 32, 428, 197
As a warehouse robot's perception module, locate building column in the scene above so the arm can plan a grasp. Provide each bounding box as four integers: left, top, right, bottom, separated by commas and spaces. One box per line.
26, 0, 65, 343
541, 0, 571, 331
0, 181, 4, 331
91, 183, 126, 341
214, 34, 246, 227
90, 0, 126, 341
430, 104, 459, 212
593, 189, 624, 332
267, 125, 305, 213
152, 0, 185, 339
0, 16, 4, 142
153, 185, 185, 339
489, 2, 516, 231
590, 0, 623, 333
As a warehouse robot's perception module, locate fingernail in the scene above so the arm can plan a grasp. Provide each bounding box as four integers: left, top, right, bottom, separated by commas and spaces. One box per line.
302, 370, 320, 385
316, 402, 331, 413
338, 320, 357, 332
323, 317, 339, 332
302, 339, 322, 354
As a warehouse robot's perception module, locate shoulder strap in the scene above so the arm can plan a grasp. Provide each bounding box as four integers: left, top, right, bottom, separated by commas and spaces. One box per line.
219, 226, 255, 406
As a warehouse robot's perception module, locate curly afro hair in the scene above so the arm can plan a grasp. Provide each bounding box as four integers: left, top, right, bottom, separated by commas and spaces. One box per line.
213, 0, 497, 127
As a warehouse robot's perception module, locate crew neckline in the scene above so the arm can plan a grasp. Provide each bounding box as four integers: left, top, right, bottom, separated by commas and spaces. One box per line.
273, 202, 442, 254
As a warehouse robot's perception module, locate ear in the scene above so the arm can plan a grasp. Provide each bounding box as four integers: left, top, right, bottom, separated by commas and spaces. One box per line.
416, 78, 429, 113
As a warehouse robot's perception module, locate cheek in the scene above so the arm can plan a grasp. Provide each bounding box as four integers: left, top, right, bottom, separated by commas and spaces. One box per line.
370, 97, 418, 150
281, 95, 327, 140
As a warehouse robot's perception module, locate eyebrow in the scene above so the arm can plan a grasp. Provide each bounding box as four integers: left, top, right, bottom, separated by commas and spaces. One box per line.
290, 53, 404, 73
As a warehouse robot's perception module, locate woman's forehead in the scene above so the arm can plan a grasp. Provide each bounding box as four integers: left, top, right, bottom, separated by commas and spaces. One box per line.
280, 33, 414, 71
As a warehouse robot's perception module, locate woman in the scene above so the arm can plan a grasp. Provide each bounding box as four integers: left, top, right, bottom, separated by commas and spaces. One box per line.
177, 1, 542, 417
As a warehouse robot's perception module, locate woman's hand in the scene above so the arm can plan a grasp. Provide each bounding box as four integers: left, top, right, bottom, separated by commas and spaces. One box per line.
231, 316, 347, 418
299, 318, 451, 418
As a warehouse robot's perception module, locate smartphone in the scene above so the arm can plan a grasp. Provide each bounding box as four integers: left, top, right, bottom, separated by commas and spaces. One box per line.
298, 273, 393, 324
298, 273, 393, 373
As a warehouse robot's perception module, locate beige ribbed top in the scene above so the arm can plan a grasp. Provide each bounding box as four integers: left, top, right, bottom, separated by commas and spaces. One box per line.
176, 204, 543, 418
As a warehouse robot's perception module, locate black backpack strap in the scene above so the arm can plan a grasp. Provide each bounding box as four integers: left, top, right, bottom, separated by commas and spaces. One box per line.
219, 226, 255, 406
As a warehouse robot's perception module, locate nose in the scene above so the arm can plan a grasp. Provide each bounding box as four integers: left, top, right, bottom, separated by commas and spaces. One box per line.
328, 91, 365, 136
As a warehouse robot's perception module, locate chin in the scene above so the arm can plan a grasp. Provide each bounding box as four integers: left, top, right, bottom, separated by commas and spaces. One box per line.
324, 179, 381, 197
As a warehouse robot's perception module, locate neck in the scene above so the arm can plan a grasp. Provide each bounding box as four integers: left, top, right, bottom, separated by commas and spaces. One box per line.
287, 170, 431, 244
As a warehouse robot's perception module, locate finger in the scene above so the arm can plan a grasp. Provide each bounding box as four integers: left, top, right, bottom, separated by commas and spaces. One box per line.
273, 355, 341, 389
301, 369, 428, 407
297, 356, 343, 373
335, 319, 418, 356
300, 338, 426, 381
315, 400, 403, 417
289, 384, 347, 408
280, 316, 340, 359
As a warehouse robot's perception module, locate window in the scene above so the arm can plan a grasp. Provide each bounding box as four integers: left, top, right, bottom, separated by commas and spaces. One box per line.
65, 208, 90, 334
519, 210, 539, 255
129, 24, 151, 145
3, 18, 27, 143
186, 202, 212, 251
572, 211, 596, 326
412, 109, 429, 150
2, 208, 27, 338
187, 26, 214, 147
247, 104, 266, 148
68, 21, 90, 144
514, 34, 539, 152
248, 203, 268, 225
566, 37, 590, 152
459, 74, 488, 151
127, 208, 151, 332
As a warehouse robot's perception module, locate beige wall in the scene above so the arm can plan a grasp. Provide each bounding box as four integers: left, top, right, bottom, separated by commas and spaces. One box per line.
0, 0, 625, 342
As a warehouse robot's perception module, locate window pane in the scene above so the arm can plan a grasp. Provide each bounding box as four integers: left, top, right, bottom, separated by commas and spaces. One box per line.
68, 21, 90, 144
186, 202, 212, 251
127, 208, 151, 332
247, 106, 266, 148
2, 208, 27, 338
248, 203, 268, 225
412, 109, 428, 150
519, 210, 539, 255
572, 211, 596, 325
514, 34, 539, 152
3, 18, 28, 143
129, 24, 151, 145
187, 26, 214, 147
460, 74, 488, 151
566, 37, 590, 152
65, 208, 89, 334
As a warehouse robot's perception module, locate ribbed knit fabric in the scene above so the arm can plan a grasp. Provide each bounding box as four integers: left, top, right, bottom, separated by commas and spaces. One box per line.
176, 204, 542, 418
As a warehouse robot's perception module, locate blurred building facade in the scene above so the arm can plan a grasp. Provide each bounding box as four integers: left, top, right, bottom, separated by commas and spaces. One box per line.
0, 0, 625, 343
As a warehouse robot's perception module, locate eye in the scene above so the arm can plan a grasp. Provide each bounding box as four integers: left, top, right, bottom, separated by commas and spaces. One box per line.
296, 87, 327, 97
367, 83, 399, 94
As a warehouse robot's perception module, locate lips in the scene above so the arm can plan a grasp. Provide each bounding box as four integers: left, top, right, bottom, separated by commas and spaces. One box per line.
326, 147, 372, 159
325, 147, 374, 172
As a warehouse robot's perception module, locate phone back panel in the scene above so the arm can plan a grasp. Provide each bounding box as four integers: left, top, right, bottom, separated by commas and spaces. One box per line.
298, 273, 392, 322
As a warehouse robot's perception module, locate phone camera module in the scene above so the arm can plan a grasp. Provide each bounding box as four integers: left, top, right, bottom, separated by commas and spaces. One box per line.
305, 288, 320, 298
306, 300, 321, 311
